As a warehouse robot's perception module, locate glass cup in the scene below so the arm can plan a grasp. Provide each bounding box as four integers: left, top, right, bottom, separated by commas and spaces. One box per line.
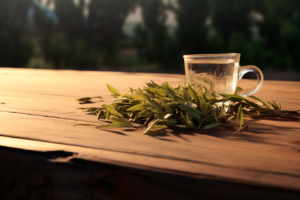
184, 53, 263, 98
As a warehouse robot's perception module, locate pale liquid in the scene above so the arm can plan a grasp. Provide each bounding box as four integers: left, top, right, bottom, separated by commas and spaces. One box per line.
185, 62, 238, 97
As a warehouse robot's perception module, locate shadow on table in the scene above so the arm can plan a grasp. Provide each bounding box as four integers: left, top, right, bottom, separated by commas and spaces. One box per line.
148, 114, 300, 149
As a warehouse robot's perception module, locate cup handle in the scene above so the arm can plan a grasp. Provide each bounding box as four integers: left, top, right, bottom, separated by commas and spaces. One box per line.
238, 65, 264, 97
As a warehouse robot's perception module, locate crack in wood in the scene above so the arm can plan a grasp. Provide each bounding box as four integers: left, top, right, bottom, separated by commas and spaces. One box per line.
0, 110, 94, 123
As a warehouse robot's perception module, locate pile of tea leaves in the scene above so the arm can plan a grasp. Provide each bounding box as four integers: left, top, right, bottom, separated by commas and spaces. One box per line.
76, 81, 283, 135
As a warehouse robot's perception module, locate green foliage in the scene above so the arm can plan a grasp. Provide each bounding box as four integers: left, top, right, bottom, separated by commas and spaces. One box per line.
134, 0, 182, 70
0, 0, 34, 67
1, 0, 300, 72
176, 0, 210, 54
40, 35, 100, 69
87, 0, 136, 54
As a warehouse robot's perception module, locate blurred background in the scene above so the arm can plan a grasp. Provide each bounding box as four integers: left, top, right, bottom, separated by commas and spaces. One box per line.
0, 0, 300, 79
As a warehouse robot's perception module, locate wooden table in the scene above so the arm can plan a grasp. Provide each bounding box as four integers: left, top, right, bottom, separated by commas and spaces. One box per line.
1, 68, 300, 200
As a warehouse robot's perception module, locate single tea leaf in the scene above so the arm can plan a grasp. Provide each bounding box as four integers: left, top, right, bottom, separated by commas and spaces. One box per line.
86, 107, 99, 112
127, 104, 145, 111
237, 104, 245, 128
139, 88, 164, 116
188, 84, 200, 104
219, 94, 244, 102
234, 86, 243, 95
76, 97, 92, 102
130, 95, 146, 100
97, 109, 105, 120
111, 117, 133, 126
106, 84, 120, 97
100, 122, 132, 128
103, 104, 124, 117
119, 91, 129, 99
144, 119, 160, 134
203, 122, 222, 130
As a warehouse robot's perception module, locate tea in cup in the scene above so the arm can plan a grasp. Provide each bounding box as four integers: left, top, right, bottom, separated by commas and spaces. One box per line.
184, 53, 263, 97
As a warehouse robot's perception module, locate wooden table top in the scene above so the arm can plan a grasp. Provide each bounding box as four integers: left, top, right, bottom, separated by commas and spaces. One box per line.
1, 67, 300, 197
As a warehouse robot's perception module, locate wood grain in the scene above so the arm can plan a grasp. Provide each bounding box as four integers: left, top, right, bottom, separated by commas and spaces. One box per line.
1, 67, 300, 194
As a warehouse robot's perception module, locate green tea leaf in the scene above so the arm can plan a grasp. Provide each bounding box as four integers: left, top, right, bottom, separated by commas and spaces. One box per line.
106, 84, 120, 97
103, 104, 124, 117
76, 97, 92, 102
188, 84, 200, 104
249, 95, 269, 108
151, 80, 159, 87
97, 109, 105, 120
184, 113, 195, 128
203, 122, 222, 129
268, 101, 279, 110
199, 95, 208, 116
170, 103, 201, 121
139, 88, 164, 116
151, 125, 168, 129
111, 117, 133, 126
101, 122, 133, 128
149, 87, 166, 96
144, 119, 160, 134
244, 99, 261, 108
234, 87, 243, 95
119, 91, 129, 99
219, 94, 244, 102
177, 85, 182, 95
86, 107, 99, 112
129, 99, 142, 105
127, 104, 145, 111
166, 82, 175, 91
237, 104, 245, 128
160, 98, 173, 114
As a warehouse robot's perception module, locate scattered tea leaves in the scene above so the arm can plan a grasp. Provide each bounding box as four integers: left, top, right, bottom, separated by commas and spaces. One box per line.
77, 81, 286, 135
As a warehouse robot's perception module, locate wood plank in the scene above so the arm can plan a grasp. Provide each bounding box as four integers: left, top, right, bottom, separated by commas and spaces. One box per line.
1, 135, 300, 192
2, 110, 300, 179
1, 68, 300, 191
1, 141, 300, 200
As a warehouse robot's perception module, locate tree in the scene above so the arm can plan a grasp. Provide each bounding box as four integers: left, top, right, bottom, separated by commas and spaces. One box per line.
134, 0, 181, 69
54, 0, 85, 39
87, 0, 136, 54
134, 0, 167, 61
257, 0, 300, 71
0, 0, 34, 67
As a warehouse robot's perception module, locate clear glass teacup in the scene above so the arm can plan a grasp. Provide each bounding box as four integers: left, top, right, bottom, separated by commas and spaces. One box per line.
184, 53, 263, 98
